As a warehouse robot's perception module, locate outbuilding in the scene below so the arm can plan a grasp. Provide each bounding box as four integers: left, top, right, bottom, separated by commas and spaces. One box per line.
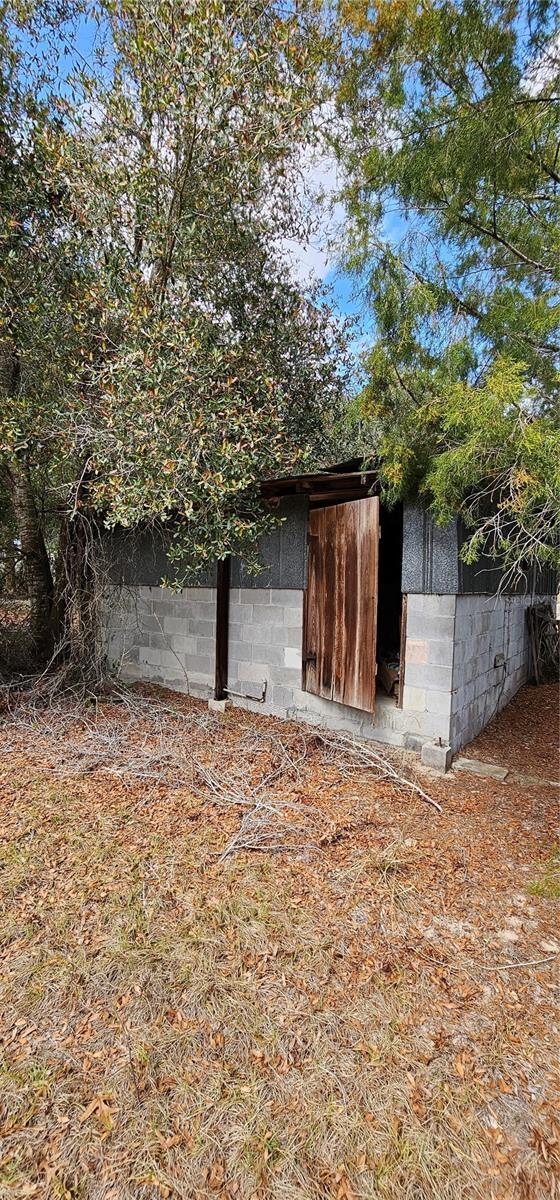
103, 461, 556, 769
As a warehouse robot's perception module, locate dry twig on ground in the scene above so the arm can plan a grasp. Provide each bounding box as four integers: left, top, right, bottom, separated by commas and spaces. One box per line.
0, 687, 440, 856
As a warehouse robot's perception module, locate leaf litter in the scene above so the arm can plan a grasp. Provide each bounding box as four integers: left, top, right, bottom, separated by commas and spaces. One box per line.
0, 682, 558, 1199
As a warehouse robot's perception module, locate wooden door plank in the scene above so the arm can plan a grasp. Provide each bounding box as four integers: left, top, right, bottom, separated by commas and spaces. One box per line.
303, 495, 379, 713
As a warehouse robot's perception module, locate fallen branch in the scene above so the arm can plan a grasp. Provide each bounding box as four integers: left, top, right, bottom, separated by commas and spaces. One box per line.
312, 731, 442, 813
415, 947, 558, 974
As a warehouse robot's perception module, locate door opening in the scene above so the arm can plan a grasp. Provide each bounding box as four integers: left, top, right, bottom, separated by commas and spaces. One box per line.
375, 502, 404, 703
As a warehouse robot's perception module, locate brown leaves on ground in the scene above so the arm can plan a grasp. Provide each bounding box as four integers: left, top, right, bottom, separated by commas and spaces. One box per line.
0, 683, 558, 1199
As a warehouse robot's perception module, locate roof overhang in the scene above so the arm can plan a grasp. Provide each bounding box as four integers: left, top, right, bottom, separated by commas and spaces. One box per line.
260, 459, 378, 505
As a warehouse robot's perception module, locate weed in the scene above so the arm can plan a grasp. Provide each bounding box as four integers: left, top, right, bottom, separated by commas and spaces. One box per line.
528, 847, 560, 899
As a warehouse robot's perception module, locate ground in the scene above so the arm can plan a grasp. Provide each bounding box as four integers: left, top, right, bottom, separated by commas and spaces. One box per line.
0, 683, 558, 1200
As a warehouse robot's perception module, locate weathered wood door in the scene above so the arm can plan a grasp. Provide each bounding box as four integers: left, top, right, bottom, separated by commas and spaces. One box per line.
302, 496, 379, 713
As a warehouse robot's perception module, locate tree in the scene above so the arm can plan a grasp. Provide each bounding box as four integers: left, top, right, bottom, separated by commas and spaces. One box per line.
334, 0, 560, 578
0, 5, 99, 654
0, 0, 347, 662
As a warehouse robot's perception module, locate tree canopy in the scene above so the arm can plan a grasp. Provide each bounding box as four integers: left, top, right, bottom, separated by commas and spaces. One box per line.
334, 0, 560, 578
0, 0, 348, 654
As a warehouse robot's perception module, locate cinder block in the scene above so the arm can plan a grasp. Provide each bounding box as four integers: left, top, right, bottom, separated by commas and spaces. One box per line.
426, 639, 455, 667
240, 623, 269, 644
170, 634, 198, 654
163, 615, 185, 635
272, 684, 298, 711
196, 637, 215, 657
268, 645, 289, 667
185, 679, 213, 698
269, 666, 303, 689
228, 640, 247, 664
421, 741, 453, 772
406, 612, 455, 640
134, 613, 160, 633
184, 601, 216, 621
277, 625, 303, 648
284, 646, 301, 669
270, 589, 304, 608
284, 605, 303, 627
251, 604, 286, 625
424, 688, 452, 716
185, 587, 214, 603
406, 639, 429, 664
239, 587, 263, 605
208, 698, 231, 714
121, 643, 140, 664
402, 685, 427, 711
405, 663, 453, 691
120, 661, 146, 682
188, 619, 216, 638
160, 649, 183, 670
413, 594, 456, 617
151, 600, 176, 620
150, 631, 170, 650
229, 602, 253, 624
237, 661, 270, 683
142, 647, 161, 666
409, 710, 451, 739
183, 653, 213, 676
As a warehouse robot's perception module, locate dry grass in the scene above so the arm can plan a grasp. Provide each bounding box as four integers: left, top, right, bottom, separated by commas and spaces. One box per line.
0, 688, 559, 1200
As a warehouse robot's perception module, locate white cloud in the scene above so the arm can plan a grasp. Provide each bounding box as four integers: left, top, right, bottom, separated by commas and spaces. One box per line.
277, 115, 345, 286
522, 32, 560, 96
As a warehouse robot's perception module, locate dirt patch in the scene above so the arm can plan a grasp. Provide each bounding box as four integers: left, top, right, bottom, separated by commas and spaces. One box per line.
460, 683, 559, 780
0, 686, 558, 1199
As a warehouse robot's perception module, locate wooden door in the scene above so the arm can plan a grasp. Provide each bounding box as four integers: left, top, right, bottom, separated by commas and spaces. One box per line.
302, 496, 379, 713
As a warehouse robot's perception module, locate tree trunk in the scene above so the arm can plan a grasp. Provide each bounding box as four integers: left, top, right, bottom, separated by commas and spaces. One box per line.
52, 500, 101, 680
9, 465, 55, 658
2, 544, 16, 593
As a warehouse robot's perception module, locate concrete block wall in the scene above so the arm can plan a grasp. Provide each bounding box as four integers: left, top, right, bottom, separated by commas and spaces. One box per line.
400, 594, 456, 749
404, 592, 543, 752
449, 593, 541, 749
226, 587, 416, 747
104, 583, 547, 757
105, 584, 418, 748
227, 588, 305, 711
104, 584, 216, 698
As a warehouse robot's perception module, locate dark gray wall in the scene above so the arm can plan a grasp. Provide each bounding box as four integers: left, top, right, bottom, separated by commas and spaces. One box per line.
103, 495, 554, 598
231, 496, 308, 589
102, 496, 309, 590
101, 525, 217, 587
402, 504, 557, 596
402, 505, 459, 594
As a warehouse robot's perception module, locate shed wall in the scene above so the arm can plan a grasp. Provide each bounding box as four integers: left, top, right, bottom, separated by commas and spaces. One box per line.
449, 593, 547, 749
103, 585, 456, 750
104, 585, 216, 698
103, 497, 308, 591
402, 503, 557, 597
103, 584, 551, 756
